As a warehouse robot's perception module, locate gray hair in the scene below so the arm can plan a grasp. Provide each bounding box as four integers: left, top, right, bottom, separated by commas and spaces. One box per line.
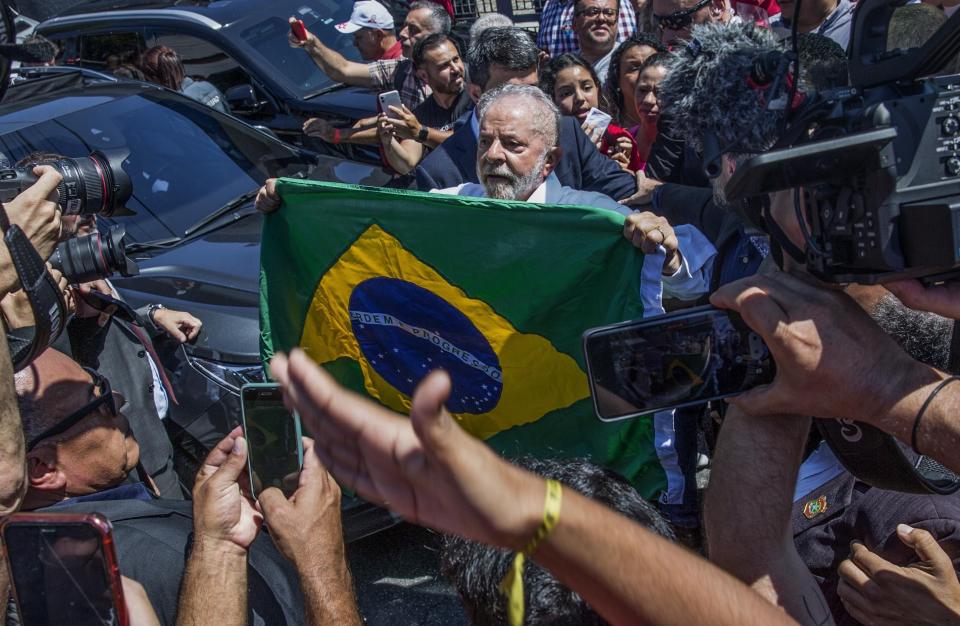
476, 83, 561, 147
658, 21, 785, 154
469, 13, 514, 41
409, 1, 452, 35
467, 27, 539, 89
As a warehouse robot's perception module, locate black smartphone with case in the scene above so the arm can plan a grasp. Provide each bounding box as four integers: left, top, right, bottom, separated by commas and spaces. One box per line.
582, 305, 776, 419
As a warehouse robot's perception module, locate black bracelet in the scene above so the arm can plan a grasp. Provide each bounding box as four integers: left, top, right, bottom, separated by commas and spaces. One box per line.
912, 375, 960, 454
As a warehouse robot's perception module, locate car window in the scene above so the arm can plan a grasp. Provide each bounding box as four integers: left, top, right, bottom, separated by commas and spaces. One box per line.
0, 92, 311, 242
80, 30, 146, 74
234, 2, 361, 98
146, 31, 253, 96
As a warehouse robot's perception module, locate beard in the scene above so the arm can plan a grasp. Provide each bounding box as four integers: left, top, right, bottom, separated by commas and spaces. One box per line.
478, 152, 548, 201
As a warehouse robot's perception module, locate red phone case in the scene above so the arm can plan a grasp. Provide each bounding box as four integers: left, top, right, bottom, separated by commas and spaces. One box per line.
2, 513, 129, 626
290, 18, 307, 42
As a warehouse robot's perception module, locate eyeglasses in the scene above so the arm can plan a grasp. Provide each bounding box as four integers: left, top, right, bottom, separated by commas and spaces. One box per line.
27, 368, 123, 451
574, 7, 618, 19
653, 0, 712, 31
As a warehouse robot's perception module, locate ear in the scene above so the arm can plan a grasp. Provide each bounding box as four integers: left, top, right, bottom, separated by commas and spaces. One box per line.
712, 0, 728, 16
416, 67, 429, 84
542, 146, 562, 176
467, 83, 483, 103
27, 448, 66, 492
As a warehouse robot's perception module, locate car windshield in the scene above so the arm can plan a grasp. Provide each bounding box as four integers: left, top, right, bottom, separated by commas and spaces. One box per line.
235, 1, 364, 98
0, 90, 310, 242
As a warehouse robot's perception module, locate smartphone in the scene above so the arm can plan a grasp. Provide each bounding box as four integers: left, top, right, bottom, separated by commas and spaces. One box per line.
240, 383, 304, 498
583, 107, 612, 138
582, 305, 776, 420
289, 17, 307, 42
378, 90, 403, 116
2, 513, 128, 626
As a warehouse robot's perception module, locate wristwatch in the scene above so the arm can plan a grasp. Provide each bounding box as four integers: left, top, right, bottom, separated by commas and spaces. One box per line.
417, 127, 429, 143
147, 303, 165, 323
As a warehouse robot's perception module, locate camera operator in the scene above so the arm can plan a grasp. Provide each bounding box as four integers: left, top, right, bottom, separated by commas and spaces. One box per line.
654, 18, 960, 625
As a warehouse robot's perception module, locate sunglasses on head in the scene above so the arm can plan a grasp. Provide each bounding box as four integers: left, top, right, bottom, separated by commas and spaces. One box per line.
653, 0, 712, 31
27, 368, 122, 451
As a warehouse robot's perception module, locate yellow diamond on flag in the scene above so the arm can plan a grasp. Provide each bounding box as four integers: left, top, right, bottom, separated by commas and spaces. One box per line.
299, 224, 589, 440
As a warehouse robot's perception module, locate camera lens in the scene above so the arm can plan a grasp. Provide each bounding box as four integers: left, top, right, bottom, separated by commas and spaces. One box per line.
42, 150, 132, 217
49, 225, 139, 284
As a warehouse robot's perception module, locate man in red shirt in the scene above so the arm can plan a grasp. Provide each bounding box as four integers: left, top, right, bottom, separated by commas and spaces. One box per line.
336, 0, 403, 61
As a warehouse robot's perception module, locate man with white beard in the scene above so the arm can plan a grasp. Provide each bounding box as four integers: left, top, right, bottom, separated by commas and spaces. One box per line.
432, 82, 715, 291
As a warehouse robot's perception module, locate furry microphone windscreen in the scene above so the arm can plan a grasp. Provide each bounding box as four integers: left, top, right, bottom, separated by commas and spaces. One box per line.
658, 22, 787, 155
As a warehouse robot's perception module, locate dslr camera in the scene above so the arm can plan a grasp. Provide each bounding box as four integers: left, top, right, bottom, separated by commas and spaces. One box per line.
726, 0, 960, 285
0, 150, 132, 216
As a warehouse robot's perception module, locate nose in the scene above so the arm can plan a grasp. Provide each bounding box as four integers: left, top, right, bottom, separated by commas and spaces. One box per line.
573, 86, 587, 109
482, 138, 506, 165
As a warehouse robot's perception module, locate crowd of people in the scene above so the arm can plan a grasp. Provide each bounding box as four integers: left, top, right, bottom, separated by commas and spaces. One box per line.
3, 0, 960, 623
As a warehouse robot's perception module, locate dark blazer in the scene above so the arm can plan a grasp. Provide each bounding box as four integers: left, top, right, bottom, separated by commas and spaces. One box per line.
54, 310, 182, 499
42, 498, 305, 626
414, 114, 637, 201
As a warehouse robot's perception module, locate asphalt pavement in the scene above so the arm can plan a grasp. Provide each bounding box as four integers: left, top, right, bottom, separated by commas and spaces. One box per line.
348, 523, 468, 625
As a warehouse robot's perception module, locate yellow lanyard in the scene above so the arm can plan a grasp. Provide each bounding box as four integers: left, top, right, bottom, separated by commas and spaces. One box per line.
499, 479, 563, 626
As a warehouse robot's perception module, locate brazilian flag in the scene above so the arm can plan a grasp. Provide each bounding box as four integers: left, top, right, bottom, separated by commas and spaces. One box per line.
259, 179, 666, 497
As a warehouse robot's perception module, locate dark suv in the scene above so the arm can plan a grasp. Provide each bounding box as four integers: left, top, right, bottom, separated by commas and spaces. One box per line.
0, 71, 395, 539
36, 0, 381, 143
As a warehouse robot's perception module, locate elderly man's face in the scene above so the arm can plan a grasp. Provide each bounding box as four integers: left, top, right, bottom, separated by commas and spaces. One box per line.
476, 98, 557, 201
653, 0, 727, 47
573, 0, 619, 51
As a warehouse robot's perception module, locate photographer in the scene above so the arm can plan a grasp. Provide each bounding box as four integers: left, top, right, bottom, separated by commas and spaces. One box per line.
12, 152, 201, 499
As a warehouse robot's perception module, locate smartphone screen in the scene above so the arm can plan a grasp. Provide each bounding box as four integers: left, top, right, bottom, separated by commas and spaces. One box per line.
583, 305, 776, 420
4, 515, 124, 626
241, 384, 303, 498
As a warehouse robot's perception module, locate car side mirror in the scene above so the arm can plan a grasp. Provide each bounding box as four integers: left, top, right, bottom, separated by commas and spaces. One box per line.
225, 83, 267, 113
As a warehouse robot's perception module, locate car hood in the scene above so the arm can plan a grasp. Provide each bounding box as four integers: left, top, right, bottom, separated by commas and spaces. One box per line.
114, 213, 262, 363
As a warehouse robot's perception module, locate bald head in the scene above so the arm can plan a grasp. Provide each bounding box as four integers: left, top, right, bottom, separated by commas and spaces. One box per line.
15, 349, 91, 446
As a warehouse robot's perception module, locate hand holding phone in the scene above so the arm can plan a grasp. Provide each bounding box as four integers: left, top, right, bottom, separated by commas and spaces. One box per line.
241, 383, 303, 498
289, 17, 308, 43
378, 90, 403, 116
3, 513, 128, 626
583, 305, 776, 419
583, 107, 612, 141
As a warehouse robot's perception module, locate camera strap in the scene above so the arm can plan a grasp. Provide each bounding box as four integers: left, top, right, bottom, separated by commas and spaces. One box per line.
2, 224, 67, 370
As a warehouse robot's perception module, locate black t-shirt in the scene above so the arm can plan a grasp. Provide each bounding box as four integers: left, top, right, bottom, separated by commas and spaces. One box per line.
413, 88, 472, 132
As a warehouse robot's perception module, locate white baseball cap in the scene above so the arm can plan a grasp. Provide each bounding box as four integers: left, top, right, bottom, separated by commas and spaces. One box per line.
335, 1, 395, 33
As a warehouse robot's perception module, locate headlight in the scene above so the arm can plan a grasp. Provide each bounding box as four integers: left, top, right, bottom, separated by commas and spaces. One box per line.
186, 355, 265, 395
